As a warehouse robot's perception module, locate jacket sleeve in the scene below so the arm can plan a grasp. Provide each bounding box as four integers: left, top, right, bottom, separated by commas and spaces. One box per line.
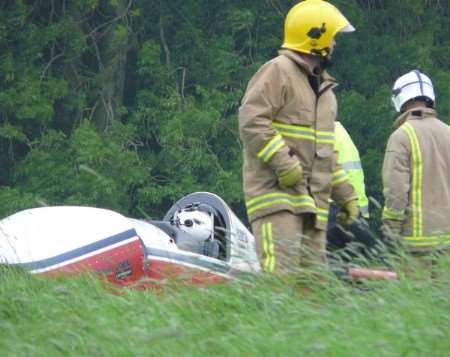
382, 129, 411, 221
330, 151, 358, 206
238, 60, 299, 174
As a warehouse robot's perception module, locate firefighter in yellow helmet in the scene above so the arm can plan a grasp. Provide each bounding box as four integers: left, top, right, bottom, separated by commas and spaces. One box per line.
239, 0, 359, 274
283, 0, 355, 58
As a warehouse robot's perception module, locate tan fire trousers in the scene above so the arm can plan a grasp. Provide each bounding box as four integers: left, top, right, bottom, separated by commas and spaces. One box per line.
251, 211, 327, 274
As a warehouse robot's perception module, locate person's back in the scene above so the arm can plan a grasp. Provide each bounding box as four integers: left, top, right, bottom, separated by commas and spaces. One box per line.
399, 110, 450, 237
382, 70, 450, 252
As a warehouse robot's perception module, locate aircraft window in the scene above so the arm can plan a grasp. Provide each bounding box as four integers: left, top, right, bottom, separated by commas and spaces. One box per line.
212, 211, 228, 260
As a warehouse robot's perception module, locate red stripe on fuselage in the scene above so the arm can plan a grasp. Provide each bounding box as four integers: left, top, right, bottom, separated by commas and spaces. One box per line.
144, 259, 228, 286
39, 242, 230, 289
43, 240, 146, 286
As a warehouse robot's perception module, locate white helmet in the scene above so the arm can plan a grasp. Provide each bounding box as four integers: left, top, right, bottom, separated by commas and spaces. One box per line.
176, 209, 213, 241
391, 70, 435, 112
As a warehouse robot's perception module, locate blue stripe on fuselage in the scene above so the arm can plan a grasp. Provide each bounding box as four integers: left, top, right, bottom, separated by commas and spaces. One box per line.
14, 229, 138, 271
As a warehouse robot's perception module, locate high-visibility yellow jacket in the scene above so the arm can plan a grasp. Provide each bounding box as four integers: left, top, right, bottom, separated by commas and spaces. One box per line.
334, 122, 369, 218
239, 49, 356, 230
382, 108, 450, 250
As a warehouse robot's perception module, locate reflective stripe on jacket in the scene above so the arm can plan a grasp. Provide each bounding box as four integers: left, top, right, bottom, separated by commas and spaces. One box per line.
334, 122, 369, 218
239, 49, 356, 230
382, 108, 450, 249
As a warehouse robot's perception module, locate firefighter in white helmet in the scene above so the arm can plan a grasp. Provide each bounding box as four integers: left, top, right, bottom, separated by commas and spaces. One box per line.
382, 70, 450, 252
239, 0, 359, 274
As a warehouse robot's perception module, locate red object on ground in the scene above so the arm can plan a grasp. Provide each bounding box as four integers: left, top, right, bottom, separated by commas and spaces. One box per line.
348, 267, 398, 281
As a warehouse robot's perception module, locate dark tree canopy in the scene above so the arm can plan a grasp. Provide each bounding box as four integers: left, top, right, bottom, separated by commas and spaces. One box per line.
0, 0, 449, 223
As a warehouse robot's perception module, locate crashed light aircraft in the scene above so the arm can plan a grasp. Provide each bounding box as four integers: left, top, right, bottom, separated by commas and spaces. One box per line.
0, 192, 396, 287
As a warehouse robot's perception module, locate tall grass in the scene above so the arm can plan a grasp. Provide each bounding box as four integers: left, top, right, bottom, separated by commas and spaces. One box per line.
1, 255, 449, 356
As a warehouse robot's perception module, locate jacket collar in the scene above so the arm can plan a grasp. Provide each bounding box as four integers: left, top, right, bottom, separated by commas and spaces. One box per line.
393, 107, 437, 130
278, 49, 336, 82
279, 49, 313, 74
278, 49, 337, 87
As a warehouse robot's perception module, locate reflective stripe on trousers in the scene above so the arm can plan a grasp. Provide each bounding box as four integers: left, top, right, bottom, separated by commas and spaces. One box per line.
262, 222, 275, 273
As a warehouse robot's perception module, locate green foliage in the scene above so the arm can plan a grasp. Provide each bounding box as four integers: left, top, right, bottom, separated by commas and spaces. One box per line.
1, 3, 450, 347
0, 1, 449, 224
14, 122, 145, 214
0, 187, 38, 218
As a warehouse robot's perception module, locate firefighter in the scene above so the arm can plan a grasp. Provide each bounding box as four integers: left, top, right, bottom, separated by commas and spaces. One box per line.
334, 121, 369, 218
327, 121, 377, 261
238, 0, 359, 274
382, 70, 450, 254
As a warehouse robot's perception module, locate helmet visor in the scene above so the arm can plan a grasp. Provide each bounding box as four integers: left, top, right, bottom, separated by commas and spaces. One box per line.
340, 23, 355, 33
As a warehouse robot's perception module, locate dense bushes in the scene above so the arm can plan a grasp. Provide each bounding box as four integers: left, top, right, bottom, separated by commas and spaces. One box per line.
0, 0, 449, 221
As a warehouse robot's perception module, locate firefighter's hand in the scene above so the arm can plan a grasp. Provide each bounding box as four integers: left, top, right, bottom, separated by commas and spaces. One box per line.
338, 199, 360, 225
277, 163, 302, 189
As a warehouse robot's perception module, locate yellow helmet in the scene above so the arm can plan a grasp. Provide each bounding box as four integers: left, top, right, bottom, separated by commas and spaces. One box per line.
282, 0, 355, 57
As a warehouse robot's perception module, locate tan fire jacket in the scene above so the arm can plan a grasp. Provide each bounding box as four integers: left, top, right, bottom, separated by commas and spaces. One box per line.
382, 108, 450, 249
239, 49, 356, 230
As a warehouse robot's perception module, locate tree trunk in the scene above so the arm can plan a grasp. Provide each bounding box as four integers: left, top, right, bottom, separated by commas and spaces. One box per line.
91, 0, 131, 131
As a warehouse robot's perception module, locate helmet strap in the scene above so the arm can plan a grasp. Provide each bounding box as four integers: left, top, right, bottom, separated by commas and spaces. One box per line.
308, 47, 333, 72
319, 56, 334, 70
